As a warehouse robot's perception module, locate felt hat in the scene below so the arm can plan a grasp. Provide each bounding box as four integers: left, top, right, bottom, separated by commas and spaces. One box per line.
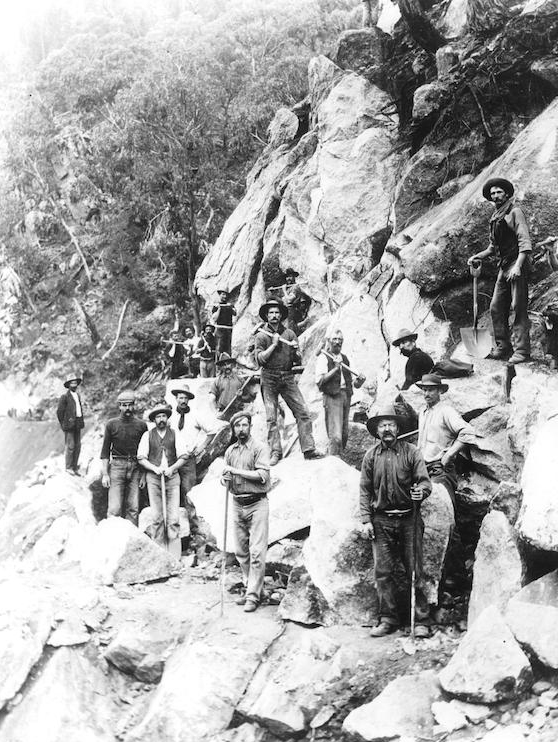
259, 298, 288, 322
415, 373, 449, 393
217, 287, 229, 295
216, 352, 236, 366
203, 323, 215, 332
366, 403, 405, 437
117, 390, 136, 403
392, 328, 418, 347
148, 403, 172, 422
64, 373, 82, 388
169, 382, 195, 399
285, 267, 300, 277
482, 177, 514, 201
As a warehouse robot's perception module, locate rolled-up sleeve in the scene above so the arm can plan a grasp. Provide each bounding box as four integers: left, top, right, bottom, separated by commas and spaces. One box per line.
253, 442, 270, 485
359, 450, 374, 524
444, 407, 477, 447
511, 208, 532, 253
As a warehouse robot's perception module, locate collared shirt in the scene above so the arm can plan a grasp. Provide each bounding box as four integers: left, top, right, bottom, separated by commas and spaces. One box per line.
254, 323, 300, 371
224, 436, 271, 495
359, 440, 431, 522
209, 373, 244, 410
70, 390, 82, 417
418, 400, 477, 463
137, 425, 189, 463
168, 408, 220, 459
315, 352, 346, 389
100, 415, 148, 460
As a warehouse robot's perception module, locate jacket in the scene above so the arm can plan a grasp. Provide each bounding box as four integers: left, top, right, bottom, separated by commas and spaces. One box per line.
57, 390, 85, 432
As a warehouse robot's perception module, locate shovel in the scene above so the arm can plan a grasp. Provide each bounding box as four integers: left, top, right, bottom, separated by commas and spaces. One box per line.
460, 261, 492, 358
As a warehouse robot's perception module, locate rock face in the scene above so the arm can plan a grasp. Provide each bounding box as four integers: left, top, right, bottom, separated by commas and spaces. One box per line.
343, 670, 441, 741
105, 626, 181, 683
468, 511, 524, 626
421, 482, 455, 605
439, 605, 533, 702
505, 569, 558, 669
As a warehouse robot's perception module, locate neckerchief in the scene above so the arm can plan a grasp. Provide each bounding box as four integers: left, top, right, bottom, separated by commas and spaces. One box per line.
489, 196, 514, 224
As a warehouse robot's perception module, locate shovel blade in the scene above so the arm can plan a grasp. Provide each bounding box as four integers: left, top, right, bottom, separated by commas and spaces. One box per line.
460, 327, 493, 358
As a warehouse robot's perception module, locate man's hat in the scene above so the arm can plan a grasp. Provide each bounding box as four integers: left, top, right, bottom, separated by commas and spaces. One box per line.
148, 403, 172, 422
117, 390, 136, 403
229, 410, 252, 433
216, 352, 236, 366
415, 373, 449, 393
259, 298, 288, 322
285, 267, 300, 278
366, 403, 405, 437
169, 381, 195, 399
482, 177, 514, 201
392, 328, 418, 347
217, 287, 229, 294
204, 323, 215, 331
64, 373, 82, 388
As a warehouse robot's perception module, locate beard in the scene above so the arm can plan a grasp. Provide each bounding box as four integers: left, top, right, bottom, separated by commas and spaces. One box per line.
400, 347, 412, 357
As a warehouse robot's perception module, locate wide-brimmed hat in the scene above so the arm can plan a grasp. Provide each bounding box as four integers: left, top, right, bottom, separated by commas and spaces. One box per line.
217, 287, 229, 295
169, 382, 195, 399
216, 352, 236, 366
392, 328, 418, 347
64, 373, 82, 388
203, 323, 215, 332
366, 403, 405, 437
415, 373, 449, 393
259, 298, 288, 322
285, 267, 300, 278
117, 390, 136, 403
148, 403, 172, 422
482, 177, 514, 201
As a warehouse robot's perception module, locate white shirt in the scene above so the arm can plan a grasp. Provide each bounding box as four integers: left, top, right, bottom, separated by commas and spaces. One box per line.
315, 352, 346, 389
418, 401, 477, 462
137, 426, 188, 463
70, 390, 82, 417
168, 408, 221, 459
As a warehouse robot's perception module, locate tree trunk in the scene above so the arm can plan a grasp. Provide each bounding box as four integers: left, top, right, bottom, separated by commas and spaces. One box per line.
397, 0, 446, 54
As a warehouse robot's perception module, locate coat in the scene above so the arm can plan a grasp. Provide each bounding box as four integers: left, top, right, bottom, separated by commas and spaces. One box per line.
57, 390, 85, 432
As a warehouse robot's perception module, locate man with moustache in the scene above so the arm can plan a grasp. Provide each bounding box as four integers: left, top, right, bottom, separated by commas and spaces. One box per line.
209, 352, 246, 419
57, 372, 85, 475
197, 323, 217, 377
360, 404, 431, 637
467, 177, 532, 364
254, 298, 323, 466
222, 412, 271, 613
315, 329, 365, 455
391, 328, 433, 390
100, 390, 148, 526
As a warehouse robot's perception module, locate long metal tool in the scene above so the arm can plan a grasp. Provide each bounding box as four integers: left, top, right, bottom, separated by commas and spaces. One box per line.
160, 472, 168, 550
410, 499, 419, 642
317, 348, 366, 381
258, 327, 298, 348
220, 481, 230, 617
460, 261, 492, 358
219, 373, 260, 419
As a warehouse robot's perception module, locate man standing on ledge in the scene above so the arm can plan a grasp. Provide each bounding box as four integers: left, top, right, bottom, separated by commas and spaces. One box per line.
100, 390, 147, 526
57, 373, 85, 475
254, 298, 323, 465
468, 177, 532, 364
360, 404, 431, 638
222, 411, 271, 613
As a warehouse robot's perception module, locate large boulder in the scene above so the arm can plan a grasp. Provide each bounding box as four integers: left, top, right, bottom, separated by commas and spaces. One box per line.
439, 605, 533, 703
278, 566, 330, 626
421, 482, 455, 605
468, 511, 524, 626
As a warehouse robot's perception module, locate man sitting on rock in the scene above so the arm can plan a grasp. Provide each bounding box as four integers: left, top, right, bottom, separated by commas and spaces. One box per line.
315, 329, 365, 455
222, 411, 271, 613
360, 404, 431, 638
254, 298, 323, 465
100, 390, 147, 526
391, 328, 434, 390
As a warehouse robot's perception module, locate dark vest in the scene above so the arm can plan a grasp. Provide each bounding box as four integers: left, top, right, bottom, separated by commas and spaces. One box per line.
319, 353, 353, 396
148, 428, 177, 466
491, 207, 519, 268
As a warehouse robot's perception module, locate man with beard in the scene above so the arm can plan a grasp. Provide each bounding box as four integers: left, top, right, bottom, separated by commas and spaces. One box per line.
222, 412, 271, 613
360, 404, 431, 638
197, 324, 217, 377
391, 328, 434, 390
281, 268, 312, 336
100, 390, 148, 526
138, 403, 187, 552
254, 298, 323, 465
315, 329, 365, 455
209, 352, 254, 420
57, 373, 85, 475
467, 177, 532, 364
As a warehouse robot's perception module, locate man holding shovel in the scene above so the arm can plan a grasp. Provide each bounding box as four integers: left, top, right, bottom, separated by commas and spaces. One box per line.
360, 404, 431, 638
467, 177, 532, 363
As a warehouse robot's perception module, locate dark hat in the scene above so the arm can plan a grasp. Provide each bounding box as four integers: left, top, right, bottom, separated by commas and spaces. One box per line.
148, 403, 172, 422
366, 403, 405, 437
229, 410, 252, 433
285, 267, 300, 277
216, 352, 236, 366
64, 373, 82, 388
217, 287, 229, 294
117, 390, 136, 403
259, 298, 288, 322
203, 323, 215, 332
392, 328, 418, 347
169, 382, 195, 399
415, 373, 449, 393
482, 177, 514, 201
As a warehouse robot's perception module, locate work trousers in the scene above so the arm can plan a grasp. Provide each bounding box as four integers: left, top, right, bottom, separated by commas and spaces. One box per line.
145, 471, 180, 546
372, 511, 429, 627
64, 426, 82, 472
261, 370, 315, 456
426, 460, 457, 510
233, 496, 269, 603
199, 359, 215, 378
178, 455, 199, 533
490, 269, 530, 357
215, 327, 232, 355
108, 459, 140, 526
323, 390, 350, 455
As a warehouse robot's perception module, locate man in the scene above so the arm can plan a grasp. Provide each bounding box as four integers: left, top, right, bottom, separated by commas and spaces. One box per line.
197, 323, 217, 377
166, 329, 188, 379
282, 268, 312, 336
254, 298, 323, 465
184, 326, 199, 377
57, 373, 85, 475
360, 404, 432, 637
416, 374, 477, 506
100, 390, 147, 526
211, 288, 236, 355
209, 352, 253, 420
222, 411, 271, 613
315, 329, 365, 455
467, 177, 531, 363
391, 328, 434, 390
137, 403, 187, 552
